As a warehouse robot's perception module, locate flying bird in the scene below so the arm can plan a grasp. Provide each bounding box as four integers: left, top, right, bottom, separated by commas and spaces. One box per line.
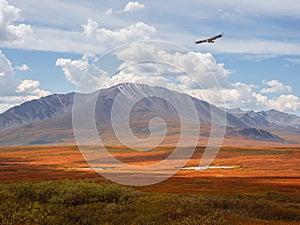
195, 33, 224, 44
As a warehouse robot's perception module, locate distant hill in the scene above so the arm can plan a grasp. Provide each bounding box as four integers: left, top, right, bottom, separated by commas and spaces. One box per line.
229, 127, 283, 142
0, 93, 74, 131
0, 83, 292, 146
228, 108, 300, 129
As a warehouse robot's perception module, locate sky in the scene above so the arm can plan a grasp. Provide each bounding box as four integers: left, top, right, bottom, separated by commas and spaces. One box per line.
0, 0, 300, 115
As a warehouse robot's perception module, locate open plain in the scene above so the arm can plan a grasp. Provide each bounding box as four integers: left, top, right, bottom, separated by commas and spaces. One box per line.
1, 145, 299, 194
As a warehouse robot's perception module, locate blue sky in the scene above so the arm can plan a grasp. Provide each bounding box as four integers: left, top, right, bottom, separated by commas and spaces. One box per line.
0, 0, 300, 115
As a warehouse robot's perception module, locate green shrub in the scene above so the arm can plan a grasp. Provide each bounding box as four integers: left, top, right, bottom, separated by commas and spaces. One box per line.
0, 181, 300, 225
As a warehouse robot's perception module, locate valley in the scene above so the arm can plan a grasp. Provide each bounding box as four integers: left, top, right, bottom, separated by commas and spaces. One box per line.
1, 145, 299, 194
1, 83, 300, 224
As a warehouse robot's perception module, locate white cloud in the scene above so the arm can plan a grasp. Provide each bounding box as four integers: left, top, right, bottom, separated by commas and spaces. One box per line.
23, 27, 300, 56
56, 43, 233, 96
194, 81, 300, 113
0, 0, 299, 57
0, 50, 50, 113
82, 19, 156, 44
261, 80, 292, 94
117, 45, 300, 114
0, 50, 17, 96
14, 64, 29, 71
104, 2, 145, 16
123, 1, 145, 13
270, 95, 300, 112
186, 82, 258, 110
0, 0, 33, 46
55, 53, 108, 92
115, 43, 231, 90
56, 43, 300, 114
56, 57, 89, 85
254, 93, 300, 112
27, 27, 107, 54
16, 80, 41, 94
82, 19, 99, 38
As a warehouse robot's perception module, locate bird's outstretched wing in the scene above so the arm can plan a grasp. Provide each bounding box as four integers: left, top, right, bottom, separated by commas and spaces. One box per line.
195, 39, 208, 44
195, 33, 224, 44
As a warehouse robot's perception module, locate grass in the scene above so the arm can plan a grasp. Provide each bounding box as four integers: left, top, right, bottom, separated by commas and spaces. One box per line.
220, 146, 293, 155
1, 181, 300, 225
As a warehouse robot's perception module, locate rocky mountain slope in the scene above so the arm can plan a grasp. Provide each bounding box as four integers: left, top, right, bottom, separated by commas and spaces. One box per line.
228, 108, 300, 129
0, 83, 289, 146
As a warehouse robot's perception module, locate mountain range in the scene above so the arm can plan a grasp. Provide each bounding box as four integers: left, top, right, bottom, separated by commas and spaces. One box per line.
227, 108, 300, 130
0, 83, 299, 146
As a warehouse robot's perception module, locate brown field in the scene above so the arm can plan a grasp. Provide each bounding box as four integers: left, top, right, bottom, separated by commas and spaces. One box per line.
1, 144, 300, 195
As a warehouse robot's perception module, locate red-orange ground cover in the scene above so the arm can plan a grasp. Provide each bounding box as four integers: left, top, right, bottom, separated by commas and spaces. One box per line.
0, 145, 299, 194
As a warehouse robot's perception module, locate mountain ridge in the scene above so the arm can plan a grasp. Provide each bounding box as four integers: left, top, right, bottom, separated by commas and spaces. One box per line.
227, 108, 300, 129
0, 83, 295, 146
0, 93, 75, 131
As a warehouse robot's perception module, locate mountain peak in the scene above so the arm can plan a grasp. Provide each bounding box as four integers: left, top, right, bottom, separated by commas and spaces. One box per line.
229, 107, 300, 129
0, 92, 74, 131
0, 83, 295, 146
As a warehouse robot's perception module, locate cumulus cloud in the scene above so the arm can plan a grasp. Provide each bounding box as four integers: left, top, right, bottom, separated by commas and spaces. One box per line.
56, 43, 232, 95
114, 43, 300, 113
56, 57, 89, 85
0, 0, 33, 45
55, 53, 108, 92
14, 64, 29, 71
254, 93, 300, 112
190, 81, 300, 113
270, 95, 300, 111
188, 82, 256, 108
82, 19, 156, 43
115, 43, 231, 90
0, 50, 50, 113
261, 80, 292, 94
16, 80, 40, 94
123, 1, 145, 13
56, 43, 300, 114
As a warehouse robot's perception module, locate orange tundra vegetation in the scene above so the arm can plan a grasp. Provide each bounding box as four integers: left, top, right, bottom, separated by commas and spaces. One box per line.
0, 145, 299, 194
